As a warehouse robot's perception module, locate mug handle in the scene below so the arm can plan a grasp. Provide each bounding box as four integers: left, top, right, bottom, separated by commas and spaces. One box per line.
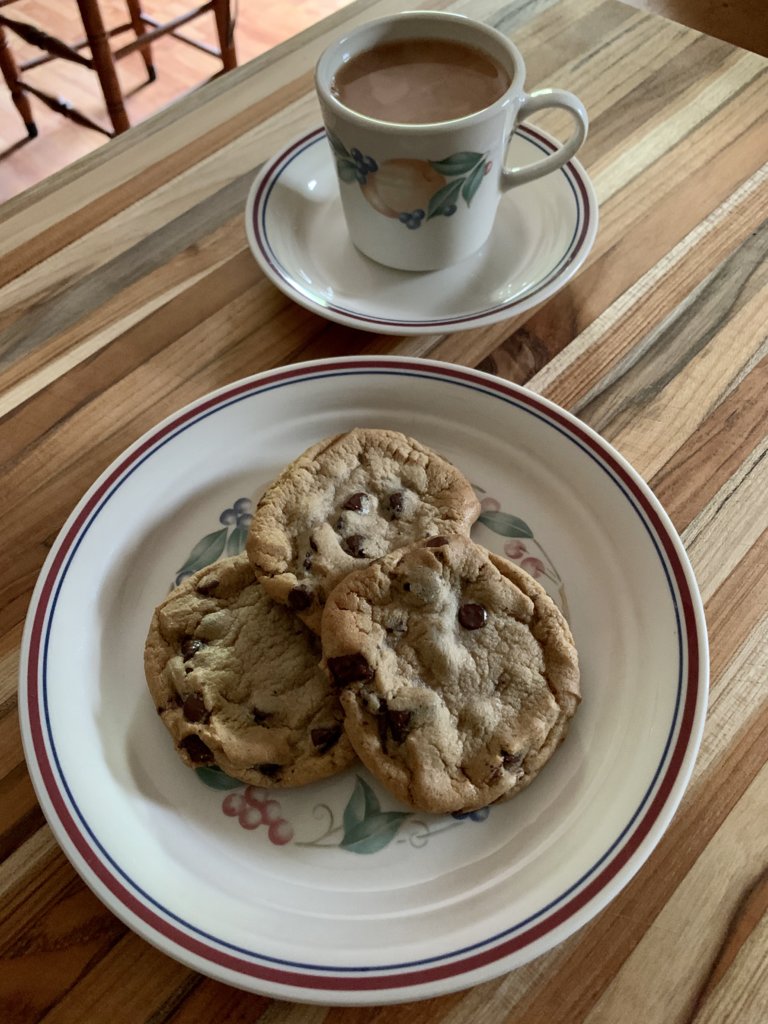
501, 89, 588, 189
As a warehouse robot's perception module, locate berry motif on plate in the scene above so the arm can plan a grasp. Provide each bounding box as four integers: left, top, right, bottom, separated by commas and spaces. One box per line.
451, 807, 491, 823
197, 769, 488, 854
474, 488, 570, 621
172, 497, 252, 587
326, 130, 491, 228
221, 788, 295, 844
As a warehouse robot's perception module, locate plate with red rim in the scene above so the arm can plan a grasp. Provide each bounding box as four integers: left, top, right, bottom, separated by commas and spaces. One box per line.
245, 126, 598, 334
20, 356, 707, 1004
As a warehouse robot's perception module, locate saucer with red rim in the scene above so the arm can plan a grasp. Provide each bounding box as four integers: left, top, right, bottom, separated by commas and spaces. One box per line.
245, 125, 598, 335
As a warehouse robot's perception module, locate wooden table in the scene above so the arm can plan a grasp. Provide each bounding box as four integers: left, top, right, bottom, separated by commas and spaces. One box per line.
1, 0, 766, 1020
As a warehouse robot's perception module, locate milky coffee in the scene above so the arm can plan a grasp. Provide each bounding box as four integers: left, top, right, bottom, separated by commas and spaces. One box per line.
331, 38, 511, 124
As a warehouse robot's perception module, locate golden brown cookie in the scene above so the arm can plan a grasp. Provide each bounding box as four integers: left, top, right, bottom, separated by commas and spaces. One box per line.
246, 428, 480, 633
321, 535, 580, 814
144, 553, 356, 786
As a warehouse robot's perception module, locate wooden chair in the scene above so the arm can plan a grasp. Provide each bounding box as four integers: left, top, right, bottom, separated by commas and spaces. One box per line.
0, 0, 236, 139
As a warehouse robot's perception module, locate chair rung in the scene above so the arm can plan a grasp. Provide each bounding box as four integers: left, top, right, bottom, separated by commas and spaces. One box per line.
20, 21, 134, 71
20, 80, 113, 136
139, 15, 221, 58
112, 2, 215, 60
0, 12, 92, 67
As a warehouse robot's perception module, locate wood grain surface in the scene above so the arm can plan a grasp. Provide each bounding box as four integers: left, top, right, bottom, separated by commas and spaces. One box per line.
1, 0, 766, 1021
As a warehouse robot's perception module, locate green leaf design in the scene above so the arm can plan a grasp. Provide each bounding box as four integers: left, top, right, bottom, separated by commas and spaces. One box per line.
326, 129, 350, 159
336, 158, 358, 183
341, 811, 410, 854
427, 178, 464, 220
343, 775, 380, 836
478, 511, 534, 538
462, 159, 487, 207
177, 528, 228, 576
226, 525, 248, 556
430, 152, 484, 176
195, 766, 242, 790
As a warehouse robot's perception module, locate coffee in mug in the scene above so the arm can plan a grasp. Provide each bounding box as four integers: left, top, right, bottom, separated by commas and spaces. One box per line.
315, 12, 589, 272
330, 38, 512, 124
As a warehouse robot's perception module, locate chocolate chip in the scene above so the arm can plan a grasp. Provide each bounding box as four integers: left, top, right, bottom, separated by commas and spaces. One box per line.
487, 765, 504, 784
181, 636, 204, 661
343, 534, 367, 558
328, 653, 374, 686
501, 749, 525, 769
425, 536, 449, 547
196, 577, 219, 595
309, 537, 318, 552
258, 763, 281, 778
288, 586, 312, 611
252, 708, 270, 724
387, 709, 412, 744
180, 734, 214, 764
388, 491, 405, 518
459, 603, 487, 630
377, 703, 389, 747
182, 693, 209, 723
375, 701, 412, 747
403, 582, 412, 592
302, 553, 313, 571
311, 725, 342, 753
342, 492, 369, 513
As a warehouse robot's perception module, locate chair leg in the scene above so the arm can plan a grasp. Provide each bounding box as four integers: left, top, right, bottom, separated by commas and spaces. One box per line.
76, 0, 130, 134
212, 0, 237, 72
125, 0, 156, 82
0, 23, 37, 137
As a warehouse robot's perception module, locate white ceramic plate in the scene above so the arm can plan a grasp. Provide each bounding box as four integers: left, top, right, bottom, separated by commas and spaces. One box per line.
20, 357, 707, 1005
245, 127, 598, 334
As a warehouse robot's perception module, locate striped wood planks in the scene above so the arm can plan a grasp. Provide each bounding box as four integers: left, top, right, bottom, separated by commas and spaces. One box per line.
0, 0, 766, 1021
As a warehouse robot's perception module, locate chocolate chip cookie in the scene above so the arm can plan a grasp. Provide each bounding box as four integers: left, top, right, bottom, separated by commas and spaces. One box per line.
321, 535, 580, 814
246, 429, 480, 633
144, 553, 356, 786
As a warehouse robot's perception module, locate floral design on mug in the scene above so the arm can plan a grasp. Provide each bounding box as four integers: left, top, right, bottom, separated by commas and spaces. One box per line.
326, 130, 491, 228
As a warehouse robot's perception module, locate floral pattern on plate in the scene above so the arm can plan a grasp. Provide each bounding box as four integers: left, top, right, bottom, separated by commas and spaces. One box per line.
474, 487, 570, 621
197, 769, 489, 854
173, 497, 252, 587
180, 491, 569, 854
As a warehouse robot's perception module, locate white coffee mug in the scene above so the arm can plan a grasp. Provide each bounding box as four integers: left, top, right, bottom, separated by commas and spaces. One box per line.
315, 11, 588, 271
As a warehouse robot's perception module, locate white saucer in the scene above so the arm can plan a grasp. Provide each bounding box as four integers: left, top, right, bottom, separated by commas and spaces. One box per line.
245, 126, 598, 334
